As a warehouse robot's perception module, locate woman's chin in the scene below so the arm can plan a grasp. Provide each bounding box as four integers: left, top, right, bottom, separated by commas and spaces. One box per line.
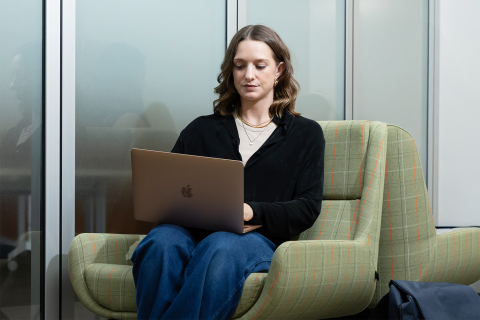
239, 92, 265, 102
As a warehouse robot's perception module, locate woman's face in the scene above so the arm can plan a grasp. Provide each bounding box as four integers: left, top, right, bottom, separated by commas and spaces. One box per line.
232, 40, 285, 105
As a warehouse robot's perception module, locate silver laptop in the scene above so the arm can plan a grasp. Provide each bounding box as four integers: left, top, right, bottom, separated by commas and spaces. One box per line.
131, 148, 261, 234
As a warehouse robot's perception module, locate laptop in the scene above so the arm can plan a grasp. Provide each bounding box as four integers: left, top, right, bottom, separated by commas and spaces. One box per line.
131, 148, 261, 234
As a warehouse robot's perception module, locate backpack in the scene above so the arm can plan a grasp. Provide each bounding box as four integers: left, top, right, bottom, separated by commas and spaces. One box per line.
369, 280, 480, 320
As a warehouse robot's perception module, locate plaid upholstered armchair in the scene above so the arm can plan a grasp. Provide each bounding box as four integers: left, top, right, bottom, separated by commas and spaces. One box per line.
68, 120, 388, 319
371, 124, 480, 306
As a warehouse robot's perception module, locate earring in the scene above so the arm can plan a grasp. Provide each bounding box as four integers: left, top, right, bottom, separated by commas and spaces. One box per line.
274, 78, 279, 88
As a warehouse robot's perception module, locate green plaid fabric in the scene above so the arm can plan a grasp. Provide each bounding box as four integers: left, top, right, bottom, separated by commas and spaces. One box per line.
85, 264, 136, 312
69, 233, 144, 319
320, 121, 370, 200
372, 125, 480, 307
232, 273, 267, 318
295, 200, 360, 241
69, 120, 388, 320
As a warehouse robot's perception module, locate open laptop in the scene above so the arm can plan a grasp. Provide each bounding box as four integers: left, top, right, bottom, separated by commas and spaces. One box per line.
131, 148, 261, 234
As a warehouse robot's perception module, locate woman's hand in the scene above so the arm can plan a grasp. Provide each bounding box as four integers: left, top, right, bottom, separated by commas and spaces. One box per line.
244, 203, 253, 221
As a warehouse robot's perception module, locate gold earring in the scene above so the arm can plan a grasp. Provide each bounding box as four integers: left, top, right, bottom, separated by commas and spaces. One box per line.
274, 78, 279, 88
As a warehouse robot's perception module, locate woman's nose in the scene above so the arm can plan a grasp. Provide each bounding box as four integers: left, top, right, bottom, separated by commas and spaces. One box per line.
244, 65, 255, 81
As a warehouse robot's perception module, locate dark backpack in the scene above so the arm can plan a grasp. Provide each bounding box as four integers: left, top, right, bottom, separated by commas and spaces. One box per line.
370, 280, 480, 320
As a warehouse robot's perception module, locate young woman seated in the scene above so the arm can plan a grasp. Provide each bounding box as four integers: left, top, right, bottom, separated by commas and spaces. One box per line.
131, 25, 325, 320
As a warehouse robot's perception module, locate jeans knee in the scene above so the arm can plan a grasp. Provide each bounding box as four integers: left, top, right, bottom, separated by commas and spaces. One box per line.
139, 224, 196, 255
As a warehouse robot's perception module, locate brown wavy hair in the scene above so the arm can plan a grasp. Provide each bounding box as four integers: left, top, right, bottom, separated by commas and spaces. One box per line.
213, 25, 300, 117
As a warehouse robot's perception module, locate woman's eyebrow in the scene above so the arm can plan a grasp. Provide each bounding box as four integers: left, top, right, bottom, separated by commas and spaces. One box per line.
233, 58, 270, 63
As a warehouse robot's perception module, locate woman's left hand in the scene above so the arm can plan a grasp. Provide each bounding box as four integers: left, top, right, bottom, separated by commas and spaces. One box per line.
243, 203, 253, 221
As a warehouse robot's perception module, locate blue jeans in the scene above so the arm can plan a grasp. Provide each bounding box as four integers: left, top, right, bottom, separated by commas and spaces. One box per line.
131, 224, 276, 320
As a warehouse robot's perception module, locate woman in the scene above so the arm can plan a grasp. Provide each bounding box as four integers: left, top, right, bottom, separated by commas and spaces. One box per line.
132, 25, 325, 320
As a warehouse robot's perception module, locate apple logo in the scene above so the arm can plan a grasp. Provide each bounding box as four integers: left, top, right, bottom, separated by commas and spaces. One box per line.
181, 185, 193, 198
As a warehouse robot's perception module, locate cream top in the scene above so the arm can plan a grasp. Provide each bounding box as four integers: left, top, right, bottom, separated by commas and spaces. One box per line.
234, 112, 277, 166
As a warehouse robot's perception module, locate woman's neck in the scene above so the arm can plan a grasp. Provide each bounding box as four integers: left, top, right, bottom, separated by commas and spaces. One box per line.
239, 96, 273, 125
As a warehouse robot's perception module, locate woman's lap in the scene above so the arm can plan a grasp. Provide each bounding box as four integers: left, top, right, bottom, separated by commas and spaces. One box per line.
132, 224, 275, 320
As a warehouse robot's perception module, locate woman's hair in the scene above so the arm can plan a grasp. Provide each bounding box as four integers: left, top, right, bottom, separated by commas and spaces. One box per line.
213, 25, 300, 117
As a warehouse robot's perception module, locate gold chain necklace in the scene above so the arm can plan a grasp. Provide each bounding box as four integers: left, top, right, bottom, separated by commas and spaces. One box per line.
235, 109, 274, 128
240, 120, 266, 146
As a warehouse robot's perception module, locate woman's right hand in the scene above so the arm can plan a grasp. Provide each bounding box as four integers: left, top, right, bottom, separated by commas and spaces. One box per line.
244, 203, 253, 221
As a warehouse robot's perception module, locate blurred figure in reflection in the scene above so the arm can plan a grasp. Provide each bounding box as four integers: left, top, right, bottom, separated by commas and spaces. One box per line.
0, 42, 42, 168
81, 42, 147, 128
0, 41, 42, 243
0, 42, 42, 313
76, 43, 148, 174
75, 42, 178, 236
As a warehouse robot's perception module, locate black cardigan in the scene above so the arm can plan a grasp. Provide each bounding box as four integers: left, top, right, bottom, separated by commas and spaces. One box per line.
171, 111, 325, 246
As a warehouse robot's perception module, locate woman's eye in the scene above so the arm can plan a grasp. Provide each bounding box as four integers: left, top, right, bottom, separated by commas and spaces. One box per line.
234, 65, 244, 70
256, 66, 266, 69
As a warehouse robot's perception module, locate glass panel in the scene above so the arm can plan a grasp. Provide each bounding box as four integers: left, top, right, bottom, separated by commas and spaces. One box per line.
246, 0, 346, 121
75, 3, 225, 315
0, 1, 43, 319
75, 2, 226, 234
353, 0, 429, 178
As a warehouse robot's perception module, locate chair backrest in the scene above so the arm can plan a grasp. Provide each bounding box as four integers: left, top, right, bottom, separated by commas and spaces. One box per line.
297, 120, 388, 268
371, 124, 437, 306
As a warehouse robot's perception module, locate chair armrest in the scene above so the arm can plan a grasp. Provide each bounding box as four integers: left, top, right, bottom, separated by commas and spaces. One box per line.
238, 239, 376, 320
68, 233, 144, 319
422, 228, 480, 285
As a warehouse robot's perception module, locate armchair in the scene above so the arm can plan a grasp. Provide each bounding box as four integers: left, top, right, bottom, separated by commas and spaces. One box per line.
69, 120, 388, 319
371, 124, 480, 306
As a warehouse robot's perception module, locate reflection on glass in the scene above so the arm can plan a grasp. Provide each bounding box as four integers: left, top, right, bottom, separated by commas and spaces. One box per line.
75, 0, 226, 242
0, 1, 43, 318
246, 0, 345, 120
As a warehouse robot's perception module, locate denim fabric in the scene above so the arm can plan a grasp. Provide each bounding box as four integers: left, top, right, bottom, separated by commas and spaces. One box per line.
131, 224, 276, 320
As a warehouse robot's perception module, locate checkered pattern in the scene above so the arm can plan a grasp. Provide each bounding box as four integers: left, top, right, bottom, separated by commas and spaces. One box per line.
232, 273, 267, 318
68, 233, 144, 319
320, 121, 370, 200
372, 124, 480, 307
85, 264, 136, 312
68, 121, 388, 320
295, 200, 360, 241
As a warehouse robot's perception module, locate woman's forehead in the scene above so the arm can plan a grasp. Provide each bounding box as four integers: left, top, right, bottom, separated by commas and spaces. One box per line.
234, 40, 275, 61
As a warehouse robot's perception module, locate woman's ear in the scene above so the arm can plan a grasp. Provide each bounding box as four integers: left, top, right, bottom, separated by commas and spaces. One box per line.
275, 61, 286, 78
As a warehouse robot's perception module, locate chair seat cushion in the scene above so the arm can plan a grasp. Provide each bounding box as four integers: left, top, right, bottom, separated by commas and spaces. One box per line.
84, 263, 267, 316
85, 263, 137, 312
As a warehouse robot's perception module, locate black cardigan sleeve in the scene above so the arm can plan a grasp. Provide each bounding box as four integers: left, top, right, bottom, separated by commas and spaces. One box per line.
246, 131, 325, 240
171, 134, 185, 154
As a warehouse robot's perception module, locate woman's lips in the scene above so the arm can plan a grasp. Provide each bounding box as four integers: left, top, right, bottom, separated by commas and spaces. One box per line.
244, 85, 257, 90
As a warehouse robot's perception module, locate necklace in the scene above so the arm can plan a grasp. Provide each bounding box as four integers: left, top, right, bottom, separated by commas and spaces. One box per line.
241, 120, 265, 146
236, 109, 274, 128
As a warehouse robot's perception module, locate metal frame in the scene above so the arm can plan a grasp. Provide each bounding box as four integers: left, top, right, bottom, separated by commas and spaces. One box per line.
427, 0, 440, 225
226, 0, 238, 48
237, 0, 246, 30
61, 0, 76, 318
345, 0, 353, 120
45, 0, 61, 318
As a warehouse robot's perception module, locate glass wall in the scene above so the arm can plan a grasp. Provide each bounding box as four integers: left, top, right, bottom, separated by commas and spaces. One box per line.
75, 0, 226, 236
74, 2, 225, 317
0, 1, 43, 319
353, 0, 429, 177
246, 0, 346, 121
